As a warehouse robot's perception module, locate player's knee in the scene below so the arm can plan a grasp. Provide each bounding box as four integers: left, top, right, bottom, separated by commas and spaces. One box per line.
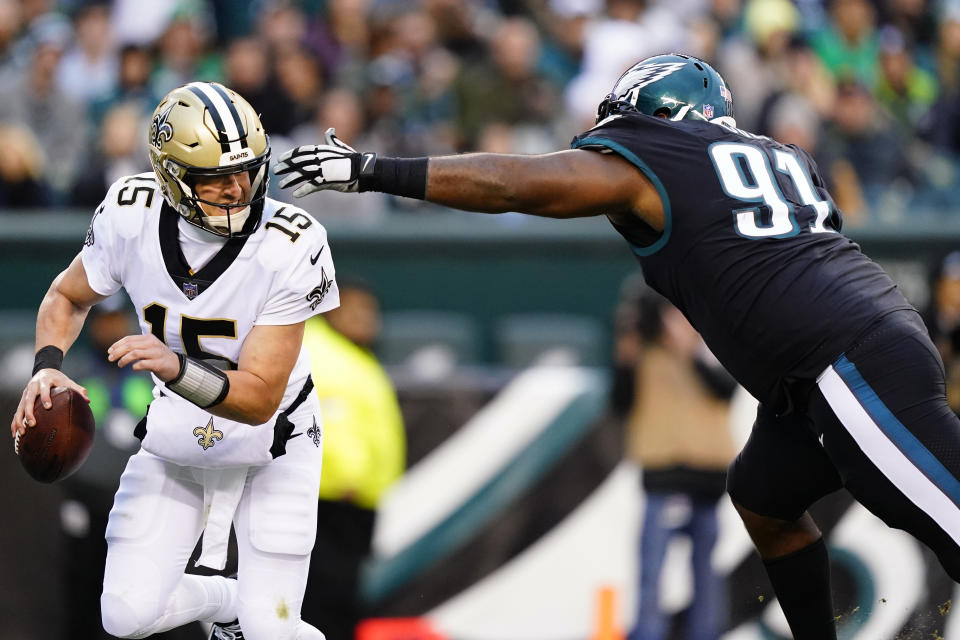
727, 457, 781, 519
100, 591, 154, 639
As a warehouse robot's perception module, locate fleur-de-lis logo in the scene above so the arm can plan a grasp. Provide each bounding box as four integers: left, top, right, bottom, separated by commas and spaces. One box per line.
193, 417, 223, 450
307, 416, 322, 447
305, 267, 333, 311
150, 102, 175, 150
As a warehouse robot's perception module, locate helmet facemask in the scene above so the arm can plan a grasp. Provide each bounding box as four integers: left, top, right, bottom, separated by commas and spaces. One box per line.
162, 150, 271, 238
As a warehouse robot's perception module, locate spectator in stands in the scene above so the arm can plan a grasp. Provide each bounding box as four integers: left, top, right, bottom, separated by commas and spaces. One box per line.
755, 37, 836, 134
0, 0, 22, 73
924, 251, 960, 415
422, 0, 487, 59
818, 78, 914, 217
536, 0, 598, 89
56, 2, 117, 106
223, 35, 294, 137
109, 0, 178, 47
717, 0, 800, 133
563, 0, 686, 127
766, 92, 820, 154
0, 123, 51, 208
318, 0, 373, 74
875, 25, 937, 133
70, 102, 151, 208
381, 7, 459, 154
452, 17, 560, 151
618, 286, 737, 640
919, 7, 960, 161
810, 0, 880, 87
935, 6, 960, 96
274, 43, 325, 135
150, 8, 221, 98
301, 278, 406, 640
88, 43, 158, 125
0, 13, 85, 202
258, 0, 310, 57
880, 0, 937, 62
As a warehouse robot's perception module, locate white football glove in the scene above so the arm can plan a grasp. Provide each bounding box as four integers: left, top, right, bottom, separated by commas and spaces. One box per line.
275, 128, 369, 198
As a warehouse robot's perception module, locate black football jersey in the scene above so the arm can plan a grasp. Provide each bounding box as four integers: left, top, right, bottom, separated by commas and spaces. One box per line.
572, 113, 915, 405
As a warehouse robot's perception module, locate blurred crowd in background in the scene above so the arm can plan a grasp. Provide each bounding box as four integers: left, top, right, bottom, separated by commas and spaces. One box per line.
3, 0, 960, 224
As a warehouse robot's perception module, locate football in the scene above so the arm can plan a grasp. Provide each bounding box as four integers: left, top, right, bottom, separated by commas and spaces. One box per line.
15, 387, 95, 483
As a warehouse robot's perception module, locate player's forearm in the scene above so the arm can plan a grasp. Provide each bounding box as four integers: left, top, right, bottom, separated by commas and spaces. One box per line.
35, 278, 94, 355
206, 370, 285, 425
424, 154, 591, 218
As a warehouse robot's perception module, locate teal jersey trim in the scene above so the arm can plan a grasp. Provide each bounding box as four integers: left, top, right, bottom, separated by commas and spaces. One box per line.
571, 136, 672, 256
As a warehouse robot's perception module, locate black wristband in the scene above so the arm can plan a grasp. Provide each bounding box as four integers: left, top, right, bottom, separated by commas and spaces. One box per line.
33, 345, 64, 375
358, 156, 428, 199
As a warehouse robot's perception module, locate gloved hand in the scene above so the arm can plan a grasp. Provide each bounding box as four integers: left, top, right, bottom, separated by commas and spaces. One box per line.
275, 128, 373, 198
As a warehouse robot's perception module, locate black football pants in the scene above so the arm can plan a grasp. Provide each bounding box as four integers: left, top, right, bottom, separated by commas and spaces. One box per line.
728, 310, 960, 581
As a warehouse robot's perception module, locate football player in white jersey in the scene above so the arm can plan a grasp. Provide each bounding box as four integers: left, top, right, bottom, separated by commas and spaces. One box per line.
11, 82, 337, 640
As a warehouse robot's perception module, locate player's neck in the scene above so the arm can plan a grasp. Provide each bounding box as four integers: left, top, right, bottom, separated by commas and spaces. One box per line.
178, 216, 230, 246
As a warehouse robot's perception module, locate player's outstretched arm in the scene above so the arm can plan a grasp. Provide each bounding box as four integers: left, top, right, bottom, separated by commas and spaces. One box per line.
107, 321, 305, 425
12, 255, 103, 438
275, 129, 659, 223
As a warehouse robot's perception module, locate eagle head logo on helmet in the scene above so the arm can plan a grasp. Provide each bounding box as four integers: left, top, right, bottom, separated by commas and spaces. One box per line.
596, 53, 735, 127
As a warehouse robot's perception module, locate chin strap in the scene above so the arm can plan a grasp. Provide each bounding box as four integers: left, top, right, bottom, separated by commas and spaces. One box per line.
205, 205, 251, 232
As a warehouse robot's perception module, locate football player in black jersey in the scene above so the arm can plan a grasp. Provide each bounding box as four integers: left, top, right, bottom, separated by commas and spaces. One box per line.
276, 53, 960, 639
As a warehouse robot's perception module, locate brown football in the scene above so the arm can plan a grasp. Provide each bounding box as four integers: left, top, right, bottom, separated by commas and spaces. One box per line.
16, 387, 95, 483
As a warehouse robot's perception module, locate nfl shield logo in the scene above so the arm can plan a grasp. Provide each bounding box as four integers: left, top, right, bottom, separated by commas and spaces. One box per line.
703, 104, 714, 119
183, 282, 199, 300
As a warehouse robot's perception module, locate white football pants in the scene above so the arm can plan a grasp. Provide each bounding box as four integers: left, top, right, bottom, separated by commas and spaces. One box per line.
100, 406, 325, 640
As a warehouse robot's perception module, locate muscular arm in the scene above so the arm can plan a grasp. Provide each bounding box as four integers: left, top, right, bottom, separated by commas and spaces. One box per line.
37, 254, 108, 352
214, 322, 305, 424
277, 131, 665, 227
424, 149, 665, 228
108, 321, 306, 426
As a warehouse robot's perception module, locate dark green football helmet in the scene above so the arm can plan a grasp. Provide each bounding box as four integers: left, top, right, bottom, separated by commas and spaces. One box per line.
596, 53, 734, 125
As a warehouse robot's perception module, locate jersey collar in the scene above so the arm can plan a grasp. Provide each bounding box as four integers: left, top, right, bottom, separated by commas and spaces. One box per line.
159, 204, 249, 301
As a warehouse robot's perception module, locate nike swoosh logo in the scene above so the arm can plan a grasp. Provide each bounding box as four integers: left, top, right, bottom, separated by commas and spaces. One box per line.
288, 433, 303, 441
361, 153, 375, 174
309, 246, 324, 265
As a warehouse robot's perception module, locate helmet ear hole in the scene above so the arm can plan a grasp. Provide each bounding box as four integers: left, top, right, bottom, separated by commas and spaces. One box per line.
652, 107, 672, 119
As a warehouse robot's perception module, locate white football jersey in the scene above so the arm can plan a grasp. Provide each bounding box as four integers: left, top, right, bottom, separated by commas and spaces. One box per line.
81, 173, 339, 467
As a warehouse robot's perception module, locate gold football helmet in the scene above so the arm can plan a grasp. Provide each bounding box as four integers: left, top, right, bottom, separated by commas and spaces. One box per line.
148, 82, 270, 237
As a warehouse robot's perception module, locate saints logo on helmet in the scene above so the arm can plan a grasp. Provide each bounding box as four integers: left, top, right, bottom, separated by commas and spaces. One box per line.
596, 53, 734, 126
148, 82, 270, 238
151, 103, 175, 151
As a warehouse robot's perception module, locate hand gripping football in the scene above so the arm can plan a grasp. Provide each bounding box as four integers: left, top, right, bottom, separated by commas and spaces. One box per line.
15, 387, 95, 483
